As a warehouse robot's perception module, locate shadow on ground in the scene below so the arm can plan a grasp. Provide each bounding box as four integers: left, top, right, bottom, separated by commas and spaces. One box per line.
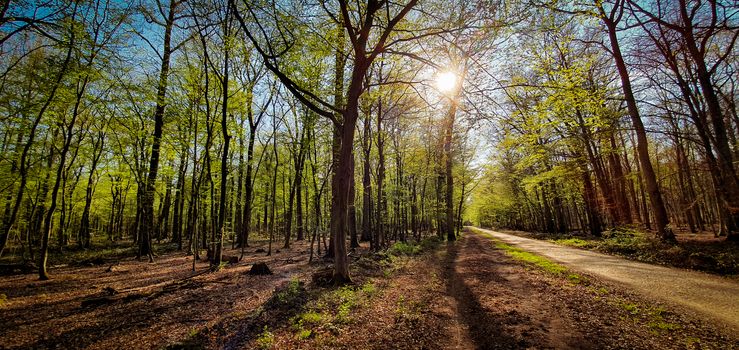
443, 239, 529, 350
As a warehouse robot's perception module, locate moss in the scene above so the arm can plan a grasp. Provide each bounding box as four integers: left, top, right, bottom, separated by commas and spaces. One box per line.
0, 293, 7, 307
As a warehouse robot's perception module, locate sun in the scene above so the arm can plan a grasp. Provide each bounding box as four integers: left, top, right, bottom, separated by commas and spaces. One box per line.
435, 71, 458, 93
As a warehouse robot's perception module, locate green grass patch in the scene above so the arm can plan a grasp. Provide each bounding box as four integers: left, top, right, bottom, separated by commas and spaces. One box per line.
256, 326, 275, 349
388, 242, 421, 256
553, 238, 594, 248
394, 295, 427, 323
647, 319, 680, 333
360, 281, 377, 297
276, 278, 303, 304
613, 298, 680, 334
468, 227, 570, 276
332, 286, 358, 324
618, 301, 640, 315
296, 328, 312, 340
567, 273, 584, 284
494, 242, 568, 275
684, 336, 701, 349
298, 311, 323, 325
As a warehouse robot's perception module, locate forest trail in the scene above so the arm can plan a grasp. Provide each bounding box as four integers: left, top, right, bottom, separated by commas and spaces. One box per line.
470, 227, 739, 333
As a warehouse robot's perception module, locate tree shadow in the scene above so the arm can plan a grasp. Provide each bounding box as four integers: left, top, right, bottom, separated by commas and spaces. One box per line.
169, 279, 313, 350
443, 239, 530, 350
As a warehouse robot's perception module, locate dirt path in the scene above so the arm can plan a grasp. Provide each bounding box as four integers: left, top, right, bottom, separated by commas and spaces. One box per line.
471, 226, 739, 333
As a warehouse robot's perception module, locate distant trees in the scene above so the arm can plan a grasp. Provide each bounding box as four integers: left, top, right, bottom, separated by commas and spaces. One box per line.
470, 0, 739, 242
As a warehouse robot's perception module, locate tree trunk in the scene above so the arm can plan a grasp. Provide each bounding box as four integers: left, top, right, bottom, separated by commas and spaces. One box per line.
443, 100, 457, 241
79, 131, 104, 249
604, 18, 672, 240
141, 0, 177, 261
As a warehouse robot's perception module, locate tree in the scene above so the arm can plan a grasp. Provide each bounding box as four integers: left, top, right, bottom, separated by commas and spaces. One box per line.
233, 0, 419, 283
138, 0, 185, 262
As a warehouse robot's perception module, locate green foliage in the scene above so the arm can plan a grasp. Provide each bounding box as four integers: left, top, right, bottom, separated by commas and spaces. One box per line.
332, 286, 357, 324
618, 301, 640, 315
296, 328, 312, 340
388, 237, 441, 257
419, 237, 442, 251
360, 281, 377, 297
550, 228, 739, 275
256, 326, 274, 350
553, 238, 593, 248
297, 311, 323, 325
567, 273, 584, 284
188, 328, 199, 338
647, 320, 680, 333
615, 299, 680, 334
388, 242, 421, 256
277, 279, 303, 304
394, 295, 427, 324
684, 336, 701, 349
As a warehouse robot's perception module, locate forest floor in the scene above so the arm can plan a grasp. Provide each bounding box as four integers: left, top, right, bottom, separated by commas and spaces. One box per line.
0, 231, 737, 349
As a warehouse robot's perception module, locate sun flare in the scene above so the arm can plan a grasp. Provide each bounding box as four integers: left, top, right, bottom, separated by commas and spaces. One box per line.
435, 71, 458, 93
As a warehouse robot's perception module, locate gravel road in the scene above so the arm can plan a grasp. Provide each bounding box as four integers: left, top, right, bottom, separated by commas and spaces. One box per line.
471, 227, 739, 333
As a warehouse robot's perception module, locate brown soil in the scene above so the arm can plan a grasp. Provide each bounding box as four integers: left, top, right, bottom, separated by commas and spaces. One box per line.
1, 234, 736, 350
0, 239, 322, 350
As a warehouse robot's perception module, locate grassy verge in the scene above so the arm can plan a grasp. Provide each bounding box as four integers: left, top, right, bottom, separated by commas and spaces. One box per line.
542, 227, 739, 275
469, 228, 585, 284
471, 227, 690, 342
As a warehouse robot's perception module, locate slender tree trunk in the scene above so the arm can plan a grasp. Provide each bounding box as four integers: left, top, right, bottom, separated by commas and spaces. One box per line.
79, 131, 104, 249
349, 150, 359, 248
214, 4, 231, 268
172, 145, 187, 250
39, 82, 86, 279
443, 101, 457, 241
604, 17, 672, 240
141, 0, 177, 262
376, 100, 386, 250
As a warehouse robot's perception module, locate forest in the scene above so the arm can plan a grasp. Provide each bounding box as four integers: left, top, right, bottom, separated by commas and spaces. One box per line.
0, 0, 738, 349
